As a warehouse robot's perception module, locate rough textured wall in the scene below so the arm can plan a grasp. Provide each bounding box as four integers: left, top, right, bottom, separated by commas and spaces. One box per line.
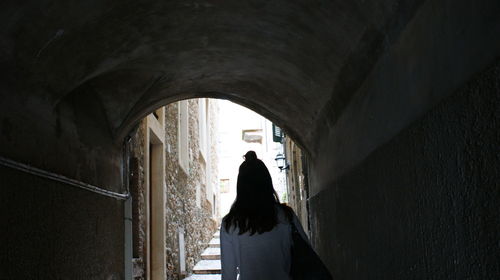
163, 101, 186, 279
129, 100, 218, 280
129, 123, 147, 279
310, 0, 500, 197
309, 61, 500, 279
0, 166, 124, 280
164, 100, 218, 279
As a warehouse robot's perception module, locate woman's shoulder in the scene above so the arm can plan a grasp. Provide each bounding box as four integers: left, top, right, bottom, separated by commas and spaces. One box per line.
221, 213, 236, 234
277, 203, 295, 223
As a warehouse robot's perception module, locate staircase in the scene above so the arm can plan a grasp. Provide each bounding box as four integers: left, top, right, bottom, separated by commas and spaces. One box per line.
184, 231, 222, 280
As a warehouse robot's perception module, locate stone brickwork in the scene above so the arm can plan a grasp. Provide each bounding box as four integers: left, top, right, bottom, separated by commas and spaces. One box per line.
129, 99, 219, 280
129, 123, 147, 279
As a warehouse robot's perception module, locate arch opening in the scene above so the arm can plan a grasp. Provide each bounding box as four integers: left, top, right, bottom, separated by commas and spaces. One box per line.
57, 69, 313, 156
121, 93, 310, 157
125, 97, 310, 278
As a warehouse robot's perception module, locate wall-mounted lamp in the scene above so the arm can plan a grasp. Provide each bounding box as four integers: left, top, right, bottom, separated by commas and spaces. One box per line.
274, 153, 289, 171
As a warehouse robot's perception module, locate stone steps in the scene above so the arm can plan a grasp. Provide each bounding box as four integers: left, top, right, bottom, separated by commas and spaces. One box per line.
208, 237, 220, 248
184, 274, 221, 280
193, 260, 222, 274
184, 231, 222, 279
201, 247, 221, 260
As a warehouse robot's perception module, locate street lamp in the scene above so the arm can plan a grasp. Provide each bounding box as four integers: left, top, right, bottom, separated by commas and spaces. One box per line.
274, 153, 289, 171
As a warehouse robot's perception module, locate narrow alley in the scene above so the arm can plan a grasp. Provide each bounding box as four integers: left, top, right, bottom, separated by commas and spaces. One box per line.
1, 1, 499, 279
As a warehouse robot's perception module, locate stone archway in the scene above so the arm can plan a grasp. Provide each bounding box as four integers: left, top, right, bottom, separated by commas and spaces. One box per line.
1, 1, 499, 279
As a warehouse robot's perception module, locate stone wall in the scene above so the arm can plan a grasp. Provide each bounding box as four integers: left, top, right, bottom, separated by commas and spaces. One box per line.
309, 59, 500, 280
128, 123, 147, 278
129, 99, 219, 280
284, 139, 309, 233
0, 165, 124, 280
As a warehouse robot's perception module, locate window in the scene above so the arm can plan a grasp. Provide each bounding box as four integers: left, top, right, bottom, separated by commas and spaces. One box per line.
178, 100, 189, 173
242, 129, 263, 143
220, 179, 230, 193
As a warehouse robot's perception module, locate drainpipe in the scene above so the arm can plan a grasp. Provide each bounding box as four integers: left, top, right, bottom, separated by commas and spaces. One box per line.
124, 196, 133, 279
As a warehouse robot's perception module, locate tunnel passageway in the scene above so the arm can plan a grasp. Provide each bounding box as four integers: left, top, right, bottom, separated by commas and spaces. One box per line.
1, 0, 499, 279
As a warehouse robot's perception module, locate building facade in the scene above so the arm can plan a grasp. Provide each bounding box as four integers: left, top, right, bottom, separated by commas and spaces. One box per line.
283, 137, 310, 234
217, 100, 287, 218
128, 99, 220, 279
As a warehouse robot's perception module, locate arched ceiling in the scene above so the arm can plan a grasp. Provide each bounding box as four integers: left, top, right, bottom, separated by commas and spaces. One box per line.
1, 0, 421, 157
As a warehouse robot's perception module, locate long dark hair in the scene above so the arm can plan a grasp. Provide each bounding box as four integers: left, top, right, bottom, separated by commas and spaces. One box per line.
223, 151, 284, 235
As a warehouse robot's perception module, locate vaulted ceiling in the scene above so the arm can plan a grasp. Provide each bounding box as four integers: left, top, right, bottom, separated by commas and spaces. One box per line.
0, 0, 423, 153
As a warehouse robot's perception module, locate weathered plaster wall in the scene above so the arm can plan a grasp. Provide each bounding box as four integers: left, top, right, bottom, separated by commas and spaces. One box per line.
310, 0, 500, 196
309, 61, 500, 279
0, 166, 124, 280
